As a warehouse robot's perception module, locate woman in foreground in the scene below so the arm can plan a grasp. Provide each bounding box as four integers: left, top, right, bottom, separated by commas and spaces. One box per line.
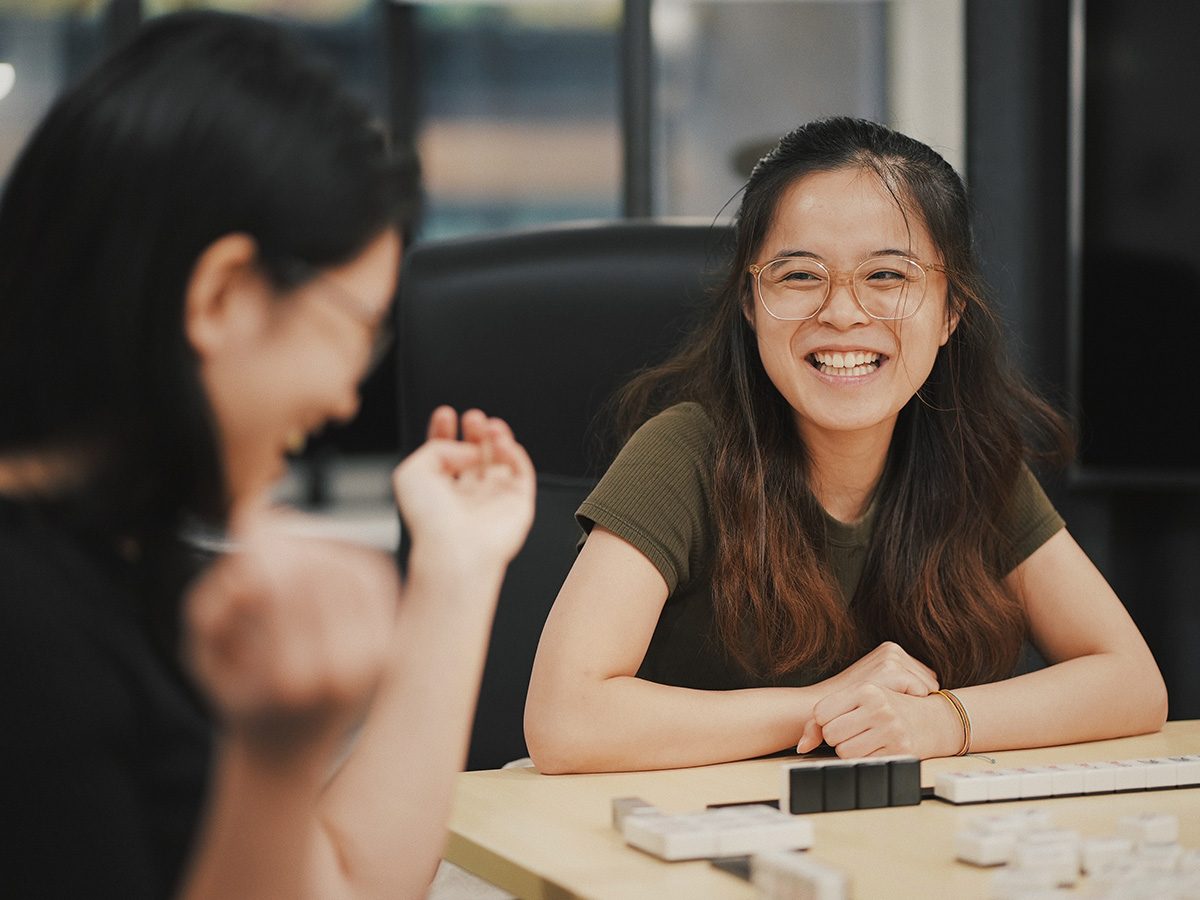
0, 12, 533, 898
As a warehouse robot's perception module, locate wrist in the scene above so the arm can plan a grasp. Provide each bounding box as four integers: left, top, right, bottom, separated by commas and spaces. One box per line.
927, 690, 970, 759
217, 728, 338, 785
405, 541, 506, 600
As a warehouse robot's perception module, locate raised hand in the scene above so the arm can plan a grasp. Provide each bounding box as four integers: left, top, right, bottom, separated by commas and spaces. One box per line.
184, 508, 399, 759
391, 406, 535, 572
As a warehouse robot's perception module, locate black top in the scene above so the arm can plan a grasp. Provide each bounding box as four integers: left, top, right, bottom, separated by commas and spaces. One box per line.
0, 495, 212, 899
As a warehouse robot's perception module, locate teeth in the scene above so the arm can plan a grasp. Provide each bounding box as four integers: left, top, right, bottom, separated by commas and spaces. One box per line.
806, 350, 883, 367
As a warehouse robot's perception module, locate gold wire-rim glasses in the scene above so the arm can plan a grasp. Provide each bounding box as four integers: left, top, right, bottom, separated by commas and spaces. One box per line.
747, 254, 949, 322
278, 259, 395, 372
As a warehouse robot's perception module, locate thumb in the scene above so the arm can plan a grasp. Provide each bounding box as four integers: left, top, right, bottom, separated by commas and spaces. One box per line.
796, 717, 824, 754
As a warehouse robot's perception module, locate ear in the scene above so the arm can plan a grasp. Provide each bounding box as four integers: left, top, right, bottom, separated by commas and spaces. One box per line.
939, 291, 963, 347
184, 233, 268, 359
741, 287, 757, 333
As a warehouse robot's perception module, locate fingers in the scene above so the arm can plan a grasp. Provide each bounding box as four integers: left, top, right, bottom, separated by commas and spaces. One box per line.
426, 405, 458, 441
853, 642, 939, 696
458, 410, 525, 470
400, 438, 505, 483
813, 688, 886, 757
406, 409, 531, 481
460, 407, 490, 443
425, 406, 515, 446
392, 407, 535, 566
811, 683, 919, 759
796, 717, 824, 754
884, 667, 938, 697
870, 641, 938, 690
873, 642, 939, 694
485, 425, 535, 481
485, 416, 514, 442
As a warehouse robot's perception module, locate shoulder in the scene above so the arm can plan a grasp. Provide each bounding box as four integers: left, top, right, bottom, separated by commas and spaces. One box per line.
0, 506, 116, 630
996, 464, 1065, 575
0, 510, 139, 730
600, 401, 717, 496
0, 504, 209, 896
578, 403, 718, 590
622, 401, 717, 460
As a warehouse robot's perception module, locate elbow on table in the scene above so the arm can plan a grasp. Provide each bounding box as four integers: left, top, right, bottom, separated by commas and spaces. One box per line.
1117, 655, 1170, 736
1141, 669, 1170, 733
523, 703, 600, 775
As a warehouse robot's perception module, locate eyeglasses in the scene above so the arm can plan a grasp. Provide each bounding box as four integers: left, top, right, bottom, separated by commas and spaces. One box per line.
279, 260, 394, 372
747, 254, 947, 322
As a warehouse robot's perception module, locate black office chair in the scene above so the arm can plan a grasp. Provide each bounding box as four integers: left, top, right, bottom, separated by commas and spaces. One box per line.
395, 219, 733, 770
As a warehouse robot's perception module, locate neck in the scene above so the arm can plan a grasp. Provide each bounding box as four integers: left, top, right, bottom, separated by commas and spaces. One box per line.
796, 420, 895, 523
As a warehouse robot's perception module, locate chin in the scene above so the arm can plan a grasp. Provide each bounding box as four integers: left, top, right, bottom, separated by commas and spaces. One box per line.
795, 406, 900, 439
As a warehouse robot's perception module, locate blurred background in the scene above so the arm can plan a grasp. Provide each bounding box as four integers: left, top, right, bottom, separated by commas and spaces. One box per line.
1, 0, 1196, 717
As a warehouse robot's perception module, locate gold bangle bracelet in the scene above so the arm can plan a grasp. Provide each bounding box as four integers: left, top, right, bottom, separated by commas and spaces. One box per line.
935, 688, 971, 756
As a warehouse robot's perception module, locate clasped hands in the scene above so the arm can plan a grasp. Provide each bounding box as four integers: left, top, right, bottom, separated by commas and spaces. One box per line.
795, 641, 963, 761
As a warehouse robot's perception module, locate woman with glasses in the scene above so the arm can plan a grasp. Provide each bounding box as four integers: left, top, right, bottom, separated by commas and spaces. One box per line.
525, 117, 1165, 773
0, 12, 533, 898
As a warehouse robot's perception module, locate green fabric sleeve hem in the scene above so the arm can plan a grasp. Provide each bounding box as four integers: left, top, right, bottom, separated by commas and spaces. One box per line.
577, 499, 680, 594
999, 466, 1066, 575
1002, 514, 1065, 576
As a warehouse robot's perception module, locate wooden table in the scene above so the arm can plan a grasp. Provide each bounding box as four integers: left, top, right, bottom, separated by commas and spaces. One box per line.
445, 721, 1200, 899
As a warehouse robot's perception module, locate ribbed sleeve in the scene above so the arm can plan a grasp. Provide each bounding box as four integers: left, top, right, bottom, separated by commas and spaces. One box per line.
997, 465, 1065, 575
576, 402, 716, 593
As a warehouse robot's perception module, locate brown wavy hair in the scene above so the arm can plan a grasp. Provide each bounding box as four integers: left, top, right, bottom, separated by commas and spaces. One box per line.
614, 118, 1072, 688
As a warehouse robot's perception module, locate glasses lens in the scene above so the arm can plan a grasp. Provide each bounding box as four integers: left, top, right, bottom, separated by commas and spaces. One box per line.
853, 256, 926, 320
758, 257, 829, 319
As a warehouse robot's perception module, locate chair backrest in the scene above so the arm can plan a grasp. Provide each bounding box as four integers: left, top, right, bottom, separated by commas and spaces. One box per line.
396, 219, 733, 770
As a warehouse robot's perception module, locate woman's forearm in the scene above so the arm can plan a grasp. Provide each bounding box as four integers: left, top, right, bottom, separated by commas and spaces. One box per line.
953, 651, 1168, 754
180, 739, 336, 900
180, 543, 504, 900
526, 677, 817, 774
313, 543, 506, 899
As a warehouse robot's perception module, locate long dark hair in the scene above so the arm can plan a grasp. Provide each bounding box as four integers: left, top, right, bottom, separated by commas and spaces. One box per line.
616, 117, 1072, 687
0, 11, 416, 548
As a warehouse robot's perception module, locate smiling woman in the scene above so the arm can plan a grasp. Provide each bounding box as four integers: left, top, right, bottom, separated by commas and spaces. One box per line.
524, 116, 1168, 775
746, 168, 957, 462
194, 229, 403, 500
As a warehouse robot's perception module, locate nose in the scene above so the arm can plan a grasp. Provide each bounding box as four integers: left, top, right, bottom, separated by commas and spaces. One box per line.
815, 279, 870, 329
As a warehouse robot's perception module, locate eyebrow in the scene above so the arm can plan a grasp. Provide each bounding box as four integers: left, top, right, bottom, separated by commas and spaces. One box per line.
771, 247, 914, 260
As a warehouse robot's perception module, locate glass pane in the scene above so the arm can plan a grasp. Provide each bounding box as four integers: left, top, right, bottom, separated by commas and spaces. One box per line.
653, 0, 964, 221
412, 1, 622, 239
0, 5, 107, 186
145, 0, 388, 118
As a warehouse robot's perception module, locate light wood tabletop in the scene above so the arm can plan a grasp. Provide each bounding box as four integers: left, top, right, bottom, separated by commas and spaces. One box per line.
444, 720, 1200, 899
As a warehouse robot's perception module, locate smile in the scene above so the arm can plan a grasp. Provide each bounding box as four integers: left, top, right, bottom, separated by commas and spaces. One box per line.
807, 350, 884, 377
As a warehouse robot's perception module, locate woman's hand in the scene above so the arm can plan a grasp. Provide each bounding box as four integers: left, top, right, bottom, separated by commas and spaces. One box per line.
818, 641, 940, 698
796, 643, 945, 758
796, 682, 964, 759
391, 406, 535, 572
796, 681, 964, 763
184, 510, 400, 760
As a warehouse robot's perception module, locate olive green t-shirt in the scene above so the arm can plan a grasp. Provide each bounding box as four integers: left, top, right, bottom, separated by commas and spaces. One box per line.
577, 402, 1065, 691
